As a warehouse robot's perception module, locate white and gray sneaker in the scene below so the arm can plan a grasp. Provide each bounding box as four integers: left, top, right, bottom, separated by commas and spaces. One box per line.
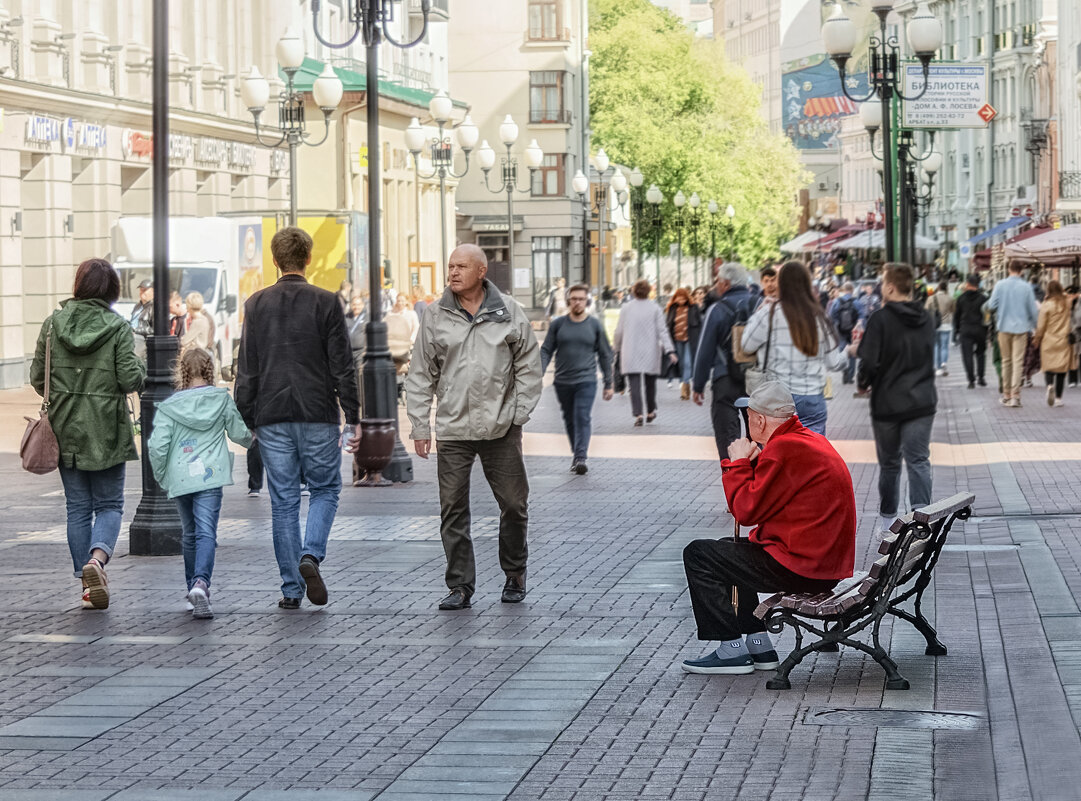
187, 581, 213, 619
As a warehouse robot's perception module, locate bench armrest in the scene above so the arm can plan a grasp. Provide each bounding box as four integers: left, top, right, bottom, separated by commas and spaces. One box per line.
912, 492, 976, 524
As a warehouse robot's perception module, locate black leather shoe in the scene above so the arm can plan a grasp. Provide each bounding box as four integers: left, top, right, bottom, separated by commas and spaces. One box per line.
501, 575, 527, 603
574, 460, 588, 475
278, 597, 301, 610
299, 555, 328, 605
439, 587, 471, 610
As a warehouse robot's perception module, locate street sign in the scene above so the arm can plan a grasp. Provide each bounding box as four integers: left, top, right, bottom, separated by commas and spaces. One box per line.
1011, 207, 1021, 217
902, 63, 992, 129
1025, 207, 1034, 218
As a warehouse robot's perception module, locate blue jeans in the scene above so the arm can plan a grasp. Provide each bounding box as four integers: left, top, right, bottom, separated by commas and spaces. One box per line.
257, 422, 342, 600
554, 381, 597, 461
793, 393, 827, 436
176, 488, 223, 590
872, 414, 935, 517
935, 330, 950, 368
675, 340, 694, 383
58, 462, 126, 576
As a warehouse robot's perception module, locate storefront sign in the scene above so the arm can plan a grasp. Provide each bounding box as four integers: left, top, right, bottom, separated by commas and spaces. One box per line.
25, 114, 61, 144
122, 128, 153, 159
270, 149, 287, 174
902, 63, 991, 129
195, 137, 228, 165
229, 142, 255, 169
169, 133, 193, 161
62, 118, 107, 153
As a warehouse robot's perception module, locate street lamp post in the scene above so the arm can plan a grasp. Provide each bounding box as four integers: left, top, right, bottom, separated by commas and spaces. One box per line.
476, 118, 543, 279
672, 190, 685, 288
404, 91, 478, 282
645, 184, 663, 297
129, 0, 181, 555
907, 150, 942, 270
725, 204, 736, 260
687, 192, 702, 287
707, 199, 719, 280
823, 1, 943, 263
240, 29, 344, 226
311, 0, 437, 485
629, 167, 644, 280
572, 150, 626, 290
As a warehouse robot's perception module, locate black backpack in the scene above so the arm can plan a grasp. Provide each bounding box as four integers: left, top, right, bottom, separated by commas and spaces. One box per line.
836, 296, 858, 336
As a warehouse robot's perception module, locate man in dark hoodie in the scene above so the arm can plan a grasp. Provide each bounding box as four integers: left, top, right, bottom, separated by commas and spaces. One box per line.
692, 262, 755, 460
953, 273, 989, 389
856, 262, 937, 533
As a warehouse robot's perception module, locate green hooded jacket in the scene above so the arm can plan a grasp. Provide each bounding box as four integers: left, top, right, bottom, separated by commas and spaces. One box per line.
30, 299, 146, 471
147, 385, 252, 498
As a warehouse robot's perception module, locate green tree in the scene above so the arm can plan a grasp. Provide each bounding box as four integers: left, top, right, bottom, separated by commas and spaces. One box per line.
589, 0, 809, 270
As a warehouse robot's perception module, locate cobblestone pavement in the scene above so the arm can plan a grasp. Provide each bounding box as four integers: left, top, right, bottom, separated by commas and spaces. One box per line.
1, 346, 1081, 800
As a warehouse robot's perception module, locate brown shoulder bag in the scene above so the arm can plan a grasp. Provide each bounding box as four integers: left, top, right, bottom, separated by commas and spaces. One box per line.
21, 323, 59, 474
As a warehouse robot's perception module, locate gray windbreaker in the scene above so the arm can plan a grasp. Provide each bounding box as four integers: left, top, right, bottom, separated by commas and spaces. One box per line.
406, 280, 542, 441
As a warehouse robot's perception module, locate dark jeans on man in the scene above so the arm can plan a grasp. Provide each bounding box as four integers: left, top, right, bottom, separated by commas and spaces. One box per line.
871, 414, 934, 517
554, 381, 597, 461
625, 373, 657, 418
436, 425, 528, 598
840, 335, 856, 384
683, 537, 837, 641
710, 373, 748, 460
959, 333, 987, 384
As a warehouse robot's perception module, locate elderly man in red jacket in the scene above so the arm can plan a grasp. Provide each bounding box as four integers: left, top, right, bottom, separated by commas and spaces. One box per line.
682, 381, 856, 675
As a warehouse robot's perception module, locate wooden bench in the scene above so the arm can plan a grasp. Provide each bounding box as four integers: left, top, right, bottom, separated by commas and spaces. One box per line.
753, 491, 975, 690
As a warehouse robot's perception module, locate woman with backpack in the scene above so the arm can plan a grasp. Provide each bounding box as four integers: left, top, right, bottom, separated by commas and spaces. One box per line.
740, 261, 846, 435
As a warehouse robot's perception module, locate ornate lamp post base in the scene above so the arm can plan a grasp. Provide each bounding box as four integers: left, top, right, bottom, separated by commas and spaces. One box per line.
129, 335, 181, 556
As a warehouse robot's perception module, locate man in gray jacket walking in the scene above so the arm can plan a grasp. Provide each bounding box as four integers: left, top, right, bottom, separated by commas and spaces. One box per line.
406, 244, 542, 611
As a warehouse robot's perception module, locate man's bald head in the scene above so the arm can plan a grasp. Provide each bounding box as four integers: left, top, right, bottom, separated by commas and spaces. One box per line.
447, 244, 488, 296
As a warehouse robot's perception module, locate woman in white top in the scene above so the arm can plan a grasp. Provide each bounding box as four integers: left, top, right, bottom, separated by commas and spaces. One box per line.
740, 261, 845, 435
385, 294, 420, 368
180, 291, 213, 353
613, 279, 677, 426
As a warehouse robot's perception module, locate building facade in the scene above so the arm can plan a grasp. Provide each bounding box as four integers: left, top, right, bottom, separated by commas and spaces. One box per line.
448, 0, 590, 311
712, 0, 782, 135
0, 0, 452, 387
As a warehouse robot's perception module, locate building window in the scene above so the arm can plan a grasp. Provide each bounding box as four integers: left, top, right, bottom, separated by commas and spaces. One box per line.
530, 71, 570, 124
531, 236, 566, 308
528, 0, 561, 41
531, 154, 565, 197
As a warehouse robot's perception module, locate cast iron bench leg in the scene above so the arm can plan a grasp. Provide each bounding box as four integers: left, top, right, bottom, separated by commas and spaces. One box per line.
888, 606, 948, 656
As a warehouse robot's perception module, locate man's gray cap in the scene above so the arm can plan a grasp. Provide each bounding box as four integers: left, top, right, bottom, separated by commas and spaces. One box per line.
734, 380, 796, 418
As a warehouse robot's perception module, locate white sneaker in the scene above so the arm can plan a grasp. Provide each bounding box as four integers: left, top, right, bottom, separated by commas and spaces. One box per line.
1055, 399, 1065, 407
187, 583, 213, 619
878, 514, 896, 533
1009, 398, 1022, 408
935, 368, 944, 377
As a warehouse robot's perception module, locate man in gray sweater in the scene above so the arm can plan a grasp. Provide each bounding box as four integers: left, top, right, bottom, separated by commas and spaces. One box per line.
540, 283, 614, 474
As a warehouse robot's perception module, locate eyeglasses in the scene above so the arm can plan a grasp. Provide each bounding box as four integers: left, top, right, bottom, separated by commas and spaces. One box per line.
568, 296, 588, 303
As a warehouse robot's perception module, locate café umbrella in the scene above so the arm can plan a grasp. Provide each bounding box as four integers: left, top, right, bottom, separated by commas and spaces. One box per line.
1002, 224, 1081, 265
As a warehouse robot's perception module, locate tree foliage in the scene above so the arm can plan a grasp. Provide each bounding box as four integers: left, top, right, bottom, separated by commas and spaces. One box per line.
589, 0, 809, 270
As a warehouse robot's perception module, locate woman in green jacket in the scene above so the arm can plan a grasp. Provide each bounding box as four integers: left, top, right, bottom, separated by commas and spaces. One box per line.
30, 259, 146, 610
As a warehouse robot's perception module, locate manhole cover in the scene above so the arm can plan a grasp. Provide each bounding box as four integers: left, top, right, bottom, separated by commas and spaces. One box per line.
942, 544, 1019, 552
805, 707, 984, 730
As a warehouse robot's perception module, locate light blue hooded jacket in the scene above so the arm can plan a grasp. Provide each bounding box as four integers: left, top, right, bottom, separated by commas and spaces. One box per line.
148, 385, 252, 498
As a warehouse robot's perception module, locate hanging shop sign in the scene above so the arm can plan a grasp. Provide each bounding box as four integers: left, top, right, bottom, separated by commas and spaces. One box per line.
901, 63, 992, 129
270, 149, 287, 174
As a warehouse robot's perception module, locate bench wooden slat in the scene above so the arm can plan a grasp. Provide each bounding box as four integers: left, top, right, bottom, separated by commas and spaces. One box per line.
912, 492, 975, 524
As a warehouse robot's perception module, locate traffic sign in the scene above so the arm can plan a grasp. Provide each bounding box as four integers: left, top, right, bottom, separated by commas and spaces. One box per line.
902, 63, 992, 129
1011, 207, 1021, 217
1025, 207, 1034, 218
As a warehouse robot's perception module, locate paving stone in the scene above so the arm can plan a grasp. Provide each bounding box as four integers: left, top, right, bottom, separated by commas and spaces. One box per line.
0, 716, 130, 738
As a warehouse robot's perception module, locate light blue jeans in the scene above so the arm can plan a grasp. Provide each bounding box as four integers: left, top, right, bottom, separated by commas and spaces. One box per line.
675, 340, 694, 383
58, 462, 126, 576
793, 393, 827, 436
256, 422, 342, 600
935, 330, 951, 369
176, 487, 223, 591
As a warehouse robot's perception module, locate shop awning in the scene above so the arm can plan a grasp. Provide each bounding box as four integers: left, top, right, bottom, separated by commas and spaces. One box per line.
972, 224, 1050, 269
831, 228, 941, 251
1003, 224, 1081, 265
283, 58, 467, 111
967, 216, 1028, 246
779, 230, 829, 253
813, 225, 871, 252
801, 96, 857, 118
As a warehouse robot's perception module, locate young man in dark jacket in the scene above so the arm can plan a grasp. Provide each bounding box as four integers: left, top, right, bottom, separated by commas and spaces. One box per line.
235, 227, 361, 609
856, 262, 937, 532
953, 273, 989, 389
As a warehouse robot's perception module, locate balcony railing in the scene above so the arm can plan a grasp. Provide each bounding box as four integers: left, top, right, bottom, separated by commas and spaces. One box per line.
1061, 172, 1081, 200
529, 108, 572, 124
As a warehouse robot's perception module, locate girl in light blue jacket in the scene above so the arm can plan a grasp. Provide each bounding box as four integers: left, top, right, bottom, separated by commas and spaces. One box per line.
148, 348, 252, 619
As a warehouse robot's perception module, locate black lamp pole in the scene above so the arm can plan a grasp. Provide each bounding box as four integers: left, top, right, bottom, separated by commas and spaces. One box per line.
312, 0, 434, 484
129, 0, 181, 555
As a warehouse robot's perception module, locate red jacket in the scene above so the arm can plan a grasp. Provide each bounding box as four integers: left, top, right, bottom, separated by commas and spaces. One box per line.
721, 416, 856, 580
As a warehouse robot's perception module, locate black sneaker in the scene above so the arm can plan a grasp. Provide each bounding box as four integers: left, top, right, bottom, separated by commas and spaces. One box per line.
750, 649, 780, 670
278, 597, 301, 610
574, 460, 588, 475
298, 555, 328, 606
438, 587, 471, 610
967, 381, 975, 389
501, 574, 527, 603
